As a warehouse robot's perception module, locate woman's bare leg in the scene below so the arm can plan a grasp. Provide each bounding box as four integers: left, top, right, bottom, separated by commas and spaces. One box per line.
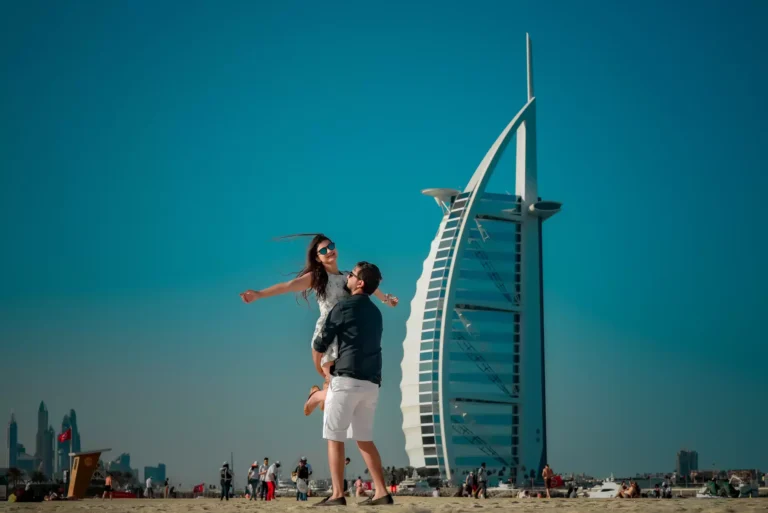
304, 364, 332, 415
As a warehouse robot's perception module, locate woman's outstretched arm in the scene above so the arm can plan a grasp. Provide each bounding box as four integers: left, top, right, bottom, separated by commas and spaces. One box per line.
373, 288, 399, 307
240, 272, 312, 303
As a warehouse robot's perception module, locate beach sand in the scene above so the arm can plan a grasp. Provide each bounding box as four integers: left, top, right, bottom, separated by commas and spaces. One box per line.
2, 497, 767, 513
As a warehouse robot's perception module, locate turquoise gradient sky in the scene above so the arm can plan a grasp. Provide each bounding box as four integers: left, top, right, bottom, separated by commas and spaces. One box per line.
2, 0, 767, 485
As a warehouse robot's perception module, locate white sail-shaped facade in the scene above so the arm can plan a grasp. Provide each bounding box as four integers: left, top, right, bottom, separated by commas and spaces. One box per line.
400, 34, 561, 486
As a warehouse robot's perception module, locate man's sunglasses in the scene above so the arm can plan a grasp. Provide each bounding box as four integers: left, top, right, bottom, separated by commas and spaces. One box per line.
317, 242, 336, 255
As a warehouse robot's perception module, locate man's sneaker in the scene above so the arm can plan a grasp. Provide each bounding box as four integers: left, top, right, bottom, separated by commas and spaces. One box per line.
359, 494, 395, 506
313, 496, 346, 507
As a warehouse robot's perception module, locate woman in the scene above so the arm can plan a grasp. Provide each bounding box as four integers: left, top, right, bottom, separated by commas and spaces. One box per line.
240, 234, 398, 415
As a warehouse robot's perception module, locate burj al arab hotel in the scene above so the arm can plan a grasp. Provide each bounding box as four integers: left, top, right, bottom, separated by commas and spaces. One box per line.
400, 35, 561, 486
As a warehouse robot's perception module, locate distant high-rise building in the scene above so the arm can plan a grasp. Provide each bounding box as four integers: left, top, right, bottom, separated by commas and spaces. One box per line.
56, 409, 82, 474
34, 401, 55, 477
70, 410, 81, 453
68, 409, 81, 453
6, 412, 18, 468
57, 414, 70, 473
108, 453, 132, 472
107, 453, 139, 483
676, 449, 699, 478
399, 35, 561, 483
144, 463, 166, 483
46, 425, 55, 476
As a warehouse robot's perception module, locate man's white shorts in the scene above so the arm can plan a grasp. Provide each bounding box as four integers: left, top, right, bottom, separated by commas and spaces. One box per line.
323, 376, 379, 442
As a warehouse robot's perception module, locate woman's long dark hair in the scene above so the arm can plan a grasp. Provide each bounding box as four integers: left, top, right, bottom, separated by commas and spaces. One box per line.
297, 233, 332, 303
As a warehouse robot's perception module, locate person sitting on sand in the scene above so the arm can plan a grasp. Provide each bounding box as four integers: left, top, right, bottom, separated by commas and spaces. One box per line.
616, 480, 639, 499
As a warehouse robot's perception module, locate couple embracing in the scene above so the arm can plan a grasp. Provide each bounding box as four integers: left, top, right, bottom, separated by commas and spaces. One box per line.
241, 235, 396, 505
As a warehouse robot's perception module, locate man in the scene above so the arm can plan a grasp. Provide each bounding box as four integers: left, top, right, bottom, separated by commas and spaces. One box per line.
102, 473, 113, 500
294, 458, 310, 501
542, 464, 554, 499
476, 463, 487, 499
145, 476, 154, 499
265, 460, 280, 501
258, 458, 270, 500
220, 462, 233, 501
312, 262, 394, 506
247, 462, 259, 500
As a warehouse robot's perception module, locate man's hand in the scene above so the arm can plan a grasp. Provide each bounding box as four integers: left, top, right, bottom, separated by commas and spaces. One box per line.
240, 290, 262, 303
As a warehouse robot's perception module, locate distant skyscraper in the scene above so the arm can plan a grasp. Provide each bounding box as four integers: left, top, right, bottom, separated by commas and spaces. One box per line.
35, 401, 54, 477
58, 414, 70, 473
676, 449, 699, 478
107, 453, 129, 471
46, 425, 55, 476
68, 409, 81, 453
57, 409, 82, 474
108, 453, 139, 484
6, 412, 18, 468
144, 463, 166, 483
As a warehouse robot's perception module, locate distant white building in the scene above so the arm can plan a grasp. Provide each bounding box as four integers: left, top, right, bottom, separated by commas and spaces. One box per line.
400, 34, 561, 486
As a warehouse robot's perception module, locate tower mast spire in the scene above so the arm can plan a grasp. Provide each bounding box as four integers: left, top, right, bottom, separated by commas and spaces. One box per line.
526, 33, 534, 100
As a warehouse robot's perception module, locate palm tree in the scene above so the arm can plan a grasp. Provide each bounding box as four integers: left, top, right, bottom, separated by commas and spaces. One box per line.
6, 468, 22, 487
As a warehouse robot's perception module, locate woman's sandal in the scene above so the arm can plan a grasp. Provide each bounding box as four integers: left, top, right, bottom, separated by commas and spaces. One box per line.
304, 385, 322, 416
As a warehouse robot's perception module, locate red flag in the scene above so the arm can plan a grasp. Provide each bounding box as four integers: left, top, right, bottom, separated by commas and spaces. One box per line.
192, 483, 204, 493
58, 428, 72, 443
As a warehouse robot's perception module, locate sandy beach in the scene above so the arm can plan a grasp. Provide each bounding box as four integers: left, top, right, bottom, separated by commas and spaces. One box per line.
2, 497, 767, 513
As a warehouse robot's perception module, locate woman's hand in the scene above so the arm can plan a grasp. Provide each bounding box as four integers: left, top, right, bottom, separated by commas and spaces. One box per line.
240, 290, 262, 303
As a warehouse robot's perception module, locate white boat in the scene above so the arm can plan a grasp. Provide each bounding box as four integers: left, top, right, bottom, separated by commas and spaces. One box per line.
309, 480, 328, 493
397, 470, 431, 492
579, 476, 622, 498
277, 478, 295, 491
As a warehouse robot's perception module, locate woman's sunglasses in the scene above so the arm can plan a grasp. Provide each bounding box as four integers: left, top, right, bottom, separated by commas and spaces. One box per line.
317, 242, 336, 255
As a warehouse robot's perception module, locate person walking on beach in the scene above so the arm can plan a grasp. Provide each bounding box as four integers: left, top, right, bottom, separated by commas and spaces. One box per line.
258, 458, 270, 500
164, 478, 169, 499
102, 473, 113, 500
145, 476, 154, 499
312, 262, 394, 507
476, 463, 487, 499
294, 458, 310, 501
265, 460, 280, 501
220, 462, 233, 501
240, 235, 398, 417
248, 462, 260, 500
542, 464, 554, 499
248, 461, 261, 501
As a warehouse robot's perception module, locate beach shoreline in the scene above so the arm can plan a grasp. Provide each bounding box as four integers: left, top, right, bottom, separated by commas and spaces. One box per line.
2, 496, 767, 512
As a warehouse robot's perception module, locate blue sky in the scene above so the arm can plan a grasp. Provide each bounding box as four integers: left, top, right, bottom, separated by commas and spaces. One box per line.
1, 0, 766, 486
